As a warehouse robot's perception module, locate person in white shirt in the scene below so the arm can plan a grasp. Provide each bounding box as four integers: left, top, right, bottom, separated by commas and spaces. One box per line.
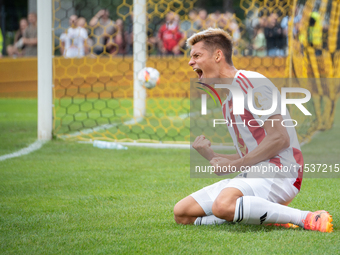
173, 28, 333, 233
60, 16, 88, 58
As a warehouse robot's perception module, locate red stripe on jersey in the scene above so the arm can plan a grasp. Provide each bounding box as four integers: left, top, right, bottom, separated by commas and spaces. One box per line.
239, 72, 254, 88
239, 109, 266, 145
292, 147, 304, 191
229, 99, 247, 156
269, 157, 283, 168
236, 80, 247, 94
222, 102, 231, 126
222, 102, 227, 119
238, 76, 249, 89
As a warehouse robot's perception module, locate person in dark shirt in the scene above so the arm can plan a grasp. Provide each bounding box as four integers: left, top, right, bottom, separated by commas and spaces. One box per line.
6, 18, 28, 57
264, 13, 286, 56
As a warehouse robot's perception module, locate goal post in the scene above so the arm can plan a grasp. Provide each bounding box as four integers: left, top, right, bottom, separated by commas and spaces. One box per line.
37, 0, 53, 141
133, 0, 147, 120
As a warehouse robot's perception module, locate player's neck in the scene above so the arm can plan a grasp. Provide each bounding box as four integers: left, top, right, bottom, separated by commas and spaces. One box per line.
221, 66, 238, 97
219, 65, 238, 79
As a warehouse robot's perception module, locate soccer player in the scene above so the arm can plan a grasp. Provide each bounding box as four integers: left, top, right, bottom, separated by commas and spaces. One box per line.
173, 28, 333, 232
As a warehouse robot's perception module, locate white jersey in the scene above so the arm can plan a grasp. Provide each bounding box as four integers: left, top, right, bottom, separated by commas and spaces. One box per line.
60, 27, 88, 58
222, 70, 303, 190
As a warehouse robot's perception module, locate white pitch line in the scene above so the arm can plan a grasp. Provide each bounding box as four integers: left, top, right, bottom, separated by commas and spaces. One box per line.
0, 140, 46, 162
58, 117, 144, 139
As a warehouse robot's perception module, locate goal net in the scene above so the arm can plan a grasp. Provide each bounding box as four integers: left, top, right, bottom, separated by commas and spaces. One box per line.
51, 0, 340, 145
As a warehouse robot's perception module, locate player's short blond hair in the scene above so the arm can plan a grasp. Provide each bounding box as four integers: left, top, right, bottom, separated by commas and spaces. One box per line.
186, 27, 234, 65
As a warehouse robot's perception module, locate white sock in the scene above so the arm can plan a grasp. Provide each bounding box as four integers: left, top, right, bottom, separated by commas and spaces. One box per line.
194, 215, 226, 225
233, 196, 309, 228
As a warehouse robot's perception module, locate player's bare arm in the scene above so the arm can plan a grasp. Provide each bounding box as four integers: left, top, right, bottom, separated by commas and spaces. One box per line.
210, 114, 290, 175
213, 152, 241, 161
192, 135, 240, 161
241, 114, 290, 166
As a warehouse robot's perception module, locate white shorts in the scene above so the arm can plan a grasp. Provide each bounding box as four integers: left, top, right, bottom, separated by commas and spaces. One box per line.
190, 164, 300, 215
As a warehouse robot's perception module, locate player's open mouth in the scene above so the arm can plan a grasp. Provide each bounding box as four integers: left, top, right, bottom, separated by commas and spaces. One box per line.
194, 68, 203, 80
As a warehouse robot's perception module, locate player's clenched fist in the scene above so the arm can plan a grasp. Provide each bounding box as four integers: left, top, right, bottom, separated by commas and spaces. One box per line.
210, 157, 232, 176
192, 135, 215, 161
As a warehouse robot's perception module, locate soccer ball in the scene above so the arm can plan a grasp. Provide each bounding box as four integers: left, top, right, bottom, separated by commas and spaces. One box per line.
138, 67, 160, 89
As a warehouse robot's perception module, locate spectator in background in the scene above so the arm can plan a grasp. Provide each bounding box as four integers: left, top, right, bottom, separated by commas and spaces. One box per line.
206, 10, 222, 28
223, 12, 241, 43
60, 15, 77, 56
147, 28, 158, 55
89, 9, 115, 55
280, 7, 302, 55
76, 17, 89, 56
264, 13, 286, 56
180, 9, 200, 39
308, 12, 322, 56
157, 11, 185, 55
197, 9, 208, 29
23, 12, 38, 56
126, 14, 134, 55
280, 14, 289, 53
106, 18, 128, 55
6, 18, 28, 57
60, 15, 89, 58
249, 13, 267, 37
252, 24, 266, 57
77, 17, 87, 29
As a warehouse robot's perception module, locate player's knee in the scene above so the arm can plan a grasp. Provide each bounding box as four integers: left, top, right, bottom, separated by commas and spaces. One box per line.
173, 202, 185, 218
173, 202, 194, 225
173, 207, 188, 225
174, 214, 193, 225
212, 199, 236, 222
173, 202, 186, 223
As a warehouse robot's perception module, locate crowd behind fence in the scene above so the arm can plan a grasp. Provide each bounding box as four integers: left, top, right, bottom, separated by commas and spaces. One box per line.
2, 5, 338, 59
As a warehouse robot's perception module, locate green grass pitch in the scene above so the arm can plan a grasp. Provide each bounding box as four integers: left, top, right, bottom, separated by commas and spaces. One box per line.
0, 98, 339, 254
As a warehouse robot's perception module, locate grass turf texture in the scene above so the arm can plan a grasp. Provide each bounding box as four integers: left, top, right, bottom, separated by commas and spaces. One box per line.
0, 98, 339, 254
0, 99, 37, 155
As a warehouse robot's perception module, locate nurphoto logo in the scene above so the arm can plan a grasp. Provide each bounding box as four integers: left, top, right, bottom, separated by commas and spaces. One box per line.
197, 82, 312, 128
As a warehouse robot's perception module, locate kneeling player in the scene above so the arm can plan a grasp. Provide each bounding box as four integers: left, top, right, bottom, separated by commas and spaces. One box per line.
173, 28, 333, 233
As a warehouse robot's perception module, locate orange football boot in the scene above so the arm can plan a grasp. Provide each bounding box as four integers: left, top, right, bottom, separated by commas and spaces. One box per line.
303, 210, 333, 233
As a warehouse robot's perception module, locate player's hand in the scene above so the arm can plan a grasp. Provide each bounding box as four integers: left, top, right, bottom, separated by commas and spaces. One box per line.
192, 135, 215, 161
209, 157, 237, 176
